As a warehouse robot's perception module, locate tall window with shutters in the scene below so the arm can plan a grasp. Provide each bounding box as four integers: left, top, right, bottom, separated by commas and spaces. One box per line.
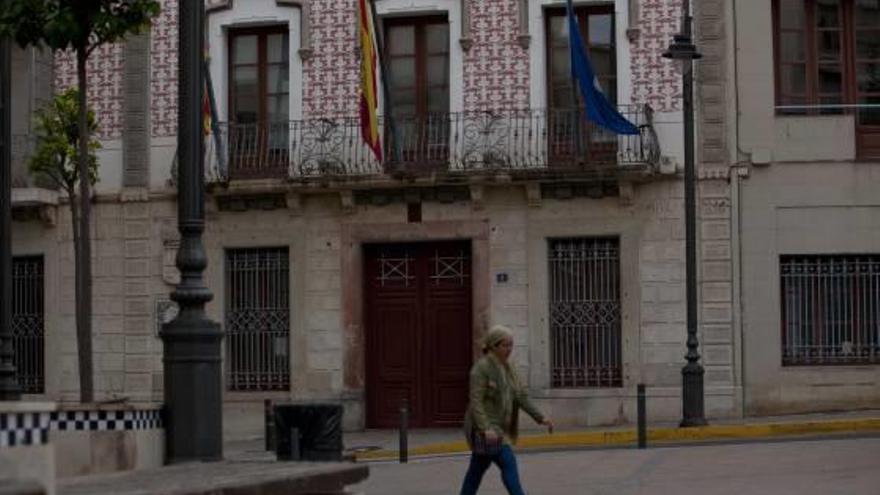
545, 5, 619, 164
228, 27, 290, 178
384, 16, 450, 168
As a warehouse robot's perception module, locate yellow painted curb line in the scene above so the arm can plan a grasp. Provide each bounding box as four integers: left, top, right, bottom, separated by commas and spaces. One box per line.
354, 418, 880, 461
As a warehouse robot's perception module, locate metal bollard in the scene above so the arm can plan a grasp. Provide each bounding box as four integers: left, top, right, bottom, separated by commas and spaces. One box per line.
290, 427, 301, 461
399, 398, 409, 464
265, 399, 275, 451
637, 383, 646, 449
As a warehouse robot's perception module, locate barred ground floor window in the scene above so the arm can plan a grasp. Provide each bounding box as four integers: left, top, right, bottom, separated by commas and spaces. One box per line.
225, 247, 291, 391
781, 255, 880, 365
549, 237, 622, 388
12, 255, 44, 394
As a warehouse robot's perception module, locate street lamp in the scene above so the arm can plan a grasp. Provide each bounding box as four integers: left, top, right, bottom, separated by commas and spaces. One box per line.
663, 5, 707, 427
160, 0, 223, 462
0, 36, 20, 401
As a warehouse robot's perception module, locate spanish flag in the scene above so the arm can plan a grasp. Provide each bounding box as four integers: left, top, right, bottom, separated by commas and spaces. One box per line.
358, 0, 382, 161
203, 51, 213, 136
202, 86, 212, 136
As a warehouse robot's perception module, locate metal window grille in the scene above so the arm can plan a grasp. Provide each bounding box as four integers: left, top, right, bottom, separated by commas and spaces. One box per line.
781, 255, 880, 366
549, 238, 622, 388
225, 248, 290, 391
12, 256, 44, 394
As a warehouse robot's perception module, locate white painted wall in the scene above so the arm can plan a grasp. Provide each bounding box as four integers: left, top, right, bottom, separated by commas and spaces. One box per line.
94, 140, 124, 195
149, 137, 177, 191
653, 111, 685, 172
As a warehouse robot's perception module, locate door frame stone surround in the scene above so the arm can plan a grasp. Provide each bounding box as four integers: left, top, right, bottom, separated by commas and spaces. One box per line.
340, 220, 491, 425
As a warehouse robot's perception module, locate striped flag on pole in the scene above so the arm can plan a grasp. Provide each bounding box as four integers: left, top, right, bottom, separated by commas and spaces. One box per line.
359, 0, 382, 161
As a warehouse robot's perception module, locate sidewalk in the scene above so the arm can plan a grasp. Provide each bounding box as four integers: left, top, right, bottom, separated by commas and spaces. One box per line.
356, 437, 880, 495
338, 409, 880, 461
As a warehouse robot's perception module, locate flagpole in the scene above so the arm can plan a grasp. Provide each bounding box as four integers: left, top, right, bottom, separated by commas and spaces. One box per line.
367, 0, 401, 163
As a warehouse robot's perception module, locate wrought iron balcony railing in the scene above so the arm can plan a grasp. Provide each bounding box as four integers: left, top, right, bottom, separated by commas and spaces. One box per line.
205, 105, 659, 183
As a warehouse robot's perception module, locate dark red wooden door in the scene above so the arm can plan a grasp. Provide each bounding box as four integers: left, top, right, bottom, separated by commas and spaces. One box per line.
365, 241, 472, 428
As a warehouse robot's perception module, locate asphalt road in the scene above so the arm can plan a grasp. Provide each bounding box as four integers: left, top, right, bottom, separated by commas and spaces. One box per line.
352, 436, 880, 494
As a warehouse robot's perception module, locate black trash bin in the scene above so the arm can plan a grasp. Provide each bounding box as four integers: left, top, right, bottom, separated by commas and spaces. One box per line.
274, 403, 343, 461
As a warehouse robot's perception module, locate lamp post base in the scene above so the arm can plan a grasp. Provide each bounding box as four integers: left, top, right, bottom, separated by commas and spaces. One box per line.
162, 318, 223, 463
681, 363, 708, 427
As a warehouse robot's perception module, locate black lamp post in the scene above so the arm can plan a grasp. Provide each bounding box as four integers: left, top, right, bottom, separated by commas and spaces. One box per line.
663, 3, 707, 427
160, 0, 223, 462
0, 36, 20, 401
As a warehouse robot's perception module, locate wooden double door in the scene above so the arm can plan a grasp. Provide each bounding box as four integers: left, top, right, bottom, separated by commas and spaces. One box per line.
365, 241, 472, 428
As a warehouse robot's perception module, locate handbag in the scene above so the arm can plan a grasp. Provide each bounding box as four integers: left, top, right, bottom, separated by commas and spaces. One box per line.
470, 428, 503, 456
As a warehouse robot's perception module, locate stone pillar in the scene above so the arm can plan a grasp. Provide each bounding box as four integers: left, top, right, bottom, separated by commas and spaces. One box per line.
123, 32, 151, 188
118, 33, 151, 385
694, 0, 737, 417
121, 197, 154, 400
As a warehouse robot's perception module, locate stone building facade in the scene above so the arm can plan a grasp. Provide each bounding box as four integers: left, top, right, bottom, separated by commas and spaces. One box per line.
728, 0, 880, 414
5, 0, 770, 441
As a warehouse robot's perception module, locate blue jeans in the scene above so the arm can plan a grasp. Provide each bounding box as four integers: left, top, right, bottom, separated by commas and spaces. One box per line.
459, 444, 526, 495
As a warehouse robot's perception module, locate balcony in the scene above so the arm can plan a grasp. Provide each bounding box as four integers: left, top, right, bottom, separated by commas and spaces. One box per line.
204, 105, 659, 184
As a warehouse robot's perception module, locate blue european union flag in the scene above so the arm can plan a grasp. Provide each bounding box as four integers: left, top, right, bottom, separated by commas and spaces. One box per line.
567, 0, 639, 135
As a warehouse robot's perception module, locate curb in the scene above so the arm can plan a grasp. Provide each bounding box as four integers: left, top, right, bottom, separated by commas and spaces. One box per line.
354, 417, 880, 461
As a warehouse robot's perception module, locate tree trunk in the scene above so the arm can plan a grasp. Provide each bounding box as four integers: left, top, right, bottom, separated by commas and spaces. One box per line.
67, 187, 81, 399
75, 48, 94, 404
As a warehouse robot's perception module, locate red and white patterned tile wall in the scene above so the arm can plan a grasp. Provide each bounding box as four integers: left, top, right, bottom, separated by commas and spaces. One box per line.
464, 0, 529, 111
53, 0, 683, 130
631, 0, 683, 112
151, 0, 179, 137
301, 0, 532, 115
301, 0, 683, 114
53, 0, 178, 138
302, 0, 359, 119
54, 44, 125, 140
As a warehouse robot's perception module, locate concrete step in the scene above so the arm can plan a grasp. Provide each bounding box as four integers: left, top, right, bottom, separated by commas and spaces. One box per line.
57, 461, 369, 495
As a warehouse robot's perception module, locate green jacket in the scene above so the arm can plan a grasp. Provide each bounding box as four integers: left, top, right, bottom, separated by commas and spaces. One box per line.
463, 354, 544, 446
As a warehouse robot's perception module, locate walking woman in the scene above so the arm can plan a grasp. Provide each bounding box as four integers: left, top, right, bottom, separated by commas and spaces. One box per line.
460, 325, 553, 495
